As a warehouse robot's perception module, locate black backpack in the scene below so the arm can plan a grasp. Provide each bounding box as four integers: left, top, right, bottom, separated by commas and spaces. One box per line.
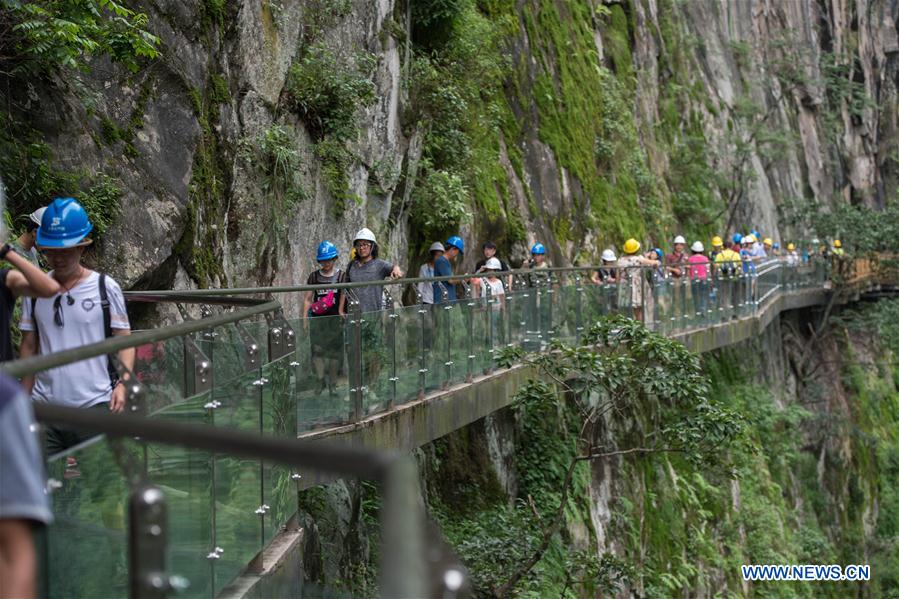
31, 273, 119, 388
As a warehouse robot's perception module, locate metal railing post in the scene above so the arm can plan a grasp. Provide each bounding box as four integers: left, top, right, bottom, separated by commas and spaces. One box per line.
484, 282, 494, 375
545, 273, 554, 341
574, 275, 584, 344
129, 485, 178, 599
442, 286, 453, 388
465, 284, 475, 383
415, 290, 427, 400
380, 458, 426, 599
182, 337, 212, 397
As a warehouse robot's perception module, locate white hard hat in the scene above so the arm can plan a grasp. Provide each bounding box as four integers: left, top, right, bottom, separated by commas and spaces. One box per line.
354, 227, 376, 243
428, 241, 445, 253
601, 249, 617, 262
30, 206, 47, 226
484, 257, 502, 270
691, 241, 704, 253
673, 235, 686, 245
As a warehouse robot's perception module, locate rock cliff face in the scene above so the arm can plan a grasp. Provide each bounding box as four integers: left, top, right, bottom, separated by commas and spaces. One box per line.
2, 0, 895, 315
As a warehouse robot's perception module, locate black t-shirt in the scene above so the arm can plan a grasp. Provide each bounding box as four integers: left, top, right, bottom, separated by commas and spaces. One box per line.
306, 269, 341, 317
595, 268, 616, 282
0, 270, 14, 361
475, 258, 510, 272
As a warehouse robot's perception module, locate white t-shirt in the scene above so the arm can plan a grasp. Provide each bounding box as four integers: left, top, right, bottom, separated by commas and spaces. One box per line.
21, 271, 130, 408
484, 278, 506, 297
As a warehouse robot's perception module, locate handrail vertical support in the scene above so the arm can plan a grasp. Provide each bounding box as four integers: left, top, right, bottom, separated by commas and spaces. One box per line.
129, 484, 170, 599
385, 290, 397, 410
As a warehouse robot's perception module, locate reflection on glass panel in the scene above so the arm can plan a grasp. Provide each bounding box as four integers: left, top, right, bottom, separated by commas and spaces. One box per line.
134, 336, 185, 414
43, 440, 132, 599
263, 352, 298, 548
394, 304, 422, 405
295, 313, 351, 431
360, 309, 390, 416
212, 367, 263, 594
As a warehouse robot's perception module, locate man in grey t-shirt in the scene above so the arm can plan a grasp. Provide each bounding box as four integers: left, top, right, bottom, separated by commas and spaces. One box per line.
0, 373, 53, 598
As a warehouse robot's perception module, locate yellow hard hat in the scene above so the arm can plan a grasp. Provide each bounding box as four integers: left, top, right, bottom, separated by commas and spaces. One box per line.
711, 236, 723, 247
787, 243, 795, 251
623, 238, 641, 254
763, 237, 773, 246
834, 239, 842, 248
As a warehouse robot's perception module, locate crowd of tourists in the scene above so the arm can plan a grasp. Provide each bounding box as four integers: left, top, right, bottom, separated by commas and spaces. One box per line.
0, 196, 846, 596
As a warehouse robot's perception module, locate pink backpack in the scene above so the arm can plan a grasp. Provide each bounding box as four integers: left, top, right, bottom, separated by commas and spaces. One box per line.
310, 289, 336, 315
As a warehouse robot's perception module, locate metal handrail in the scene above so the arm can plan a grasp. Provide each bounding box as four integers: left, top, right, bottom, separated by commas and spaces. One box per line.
108, 260, 812, 297
2, 299, 282, 378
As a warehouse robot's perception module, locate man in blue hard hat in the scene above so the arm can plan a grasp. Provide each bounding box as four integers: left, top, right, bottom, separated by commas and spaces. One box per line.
526, 242, 551, 287
18, 198, 135, 455
434, 235, 464, 303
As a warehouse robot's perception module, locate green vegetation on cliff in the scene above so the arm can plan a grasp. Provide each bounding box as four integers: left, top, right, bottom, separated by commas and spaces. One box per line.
424, 305, 899, 596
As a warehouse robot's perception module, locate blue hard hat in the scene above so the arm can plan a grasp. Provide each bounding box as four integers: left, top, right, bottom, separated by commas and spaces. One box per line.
751, 229, 760, 237
773, 242, 780, 249
446, 235, 464, 253
37, 197, 93, 248
732, 233, 743, 244
531, 242, 546, 255
316, 240, 338, 261
653, 248, 663, 259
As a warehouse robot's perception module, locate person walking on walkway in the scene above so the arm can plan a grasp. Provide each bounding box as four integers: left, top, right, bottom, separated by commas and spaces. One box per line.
785, 243, 799, 266
591, 249, 618, 285
417, 242, 444, 305
687, 241, 710, 316
417, 242, 444, 352
618, 238, 659, 323
338, 228, 403, 315
18, 198, 134, 455
303, 241, 343, 396
0, 243, 60, 363
479, 257, 506, 309
0, 372, 53, 599
714, 241, 741, 317
526, 242, 551, 287
434, 235, 463, 303
7, 207, 47, 268
666, 235, 687, 278
473, 241, 511, 295
338, 228, 402, 407
709, 236, 724, 262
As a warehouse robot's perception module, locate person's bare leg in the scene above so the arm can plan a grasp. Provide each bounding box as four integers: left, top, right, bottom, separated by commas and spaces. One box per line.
0, 519, 37, 599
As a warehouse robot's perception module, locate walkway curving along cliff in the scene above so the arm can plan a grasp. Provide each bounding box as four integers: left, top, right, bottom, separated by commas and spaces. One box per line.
6, 256, 895, 599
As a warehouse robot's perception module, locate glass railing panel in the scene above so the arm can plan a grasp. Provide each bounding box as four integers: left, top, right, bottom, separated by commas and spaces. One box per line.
43, 439, 133, 599
359, 309, 391, 416
295, 313, 351, 431
211, 363, 264, 594
446, 298, 469, 386
424, 302, 444, 392
504, 286, 526, 350
43, 431, 216, 599
262, 352, 298, 549
469, 291, 491, 376
145, 417, 215, 599
394, 303, 423, 405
